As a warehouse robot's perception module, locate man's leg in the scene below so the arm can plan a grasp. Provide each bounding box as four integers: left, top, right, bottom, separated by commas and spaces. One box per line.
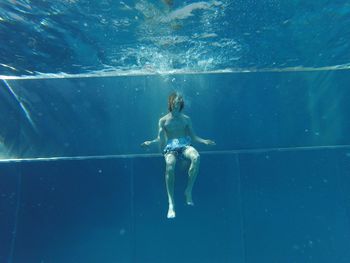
165, 153, 177, 218
183, 146, 200, 205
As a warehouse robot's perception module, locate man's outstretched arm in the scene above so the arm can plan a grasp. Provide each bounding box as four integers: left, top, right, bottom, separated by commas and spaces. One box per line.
141, 119, 167, 151
187, 117, 216, 146
158, 119, 167, 151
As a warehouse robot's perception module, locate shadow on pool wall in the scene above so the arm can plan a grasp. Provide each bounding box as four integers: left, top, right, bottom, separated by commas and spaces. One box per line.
1, 148, 350, 263
0, 70, 350, 159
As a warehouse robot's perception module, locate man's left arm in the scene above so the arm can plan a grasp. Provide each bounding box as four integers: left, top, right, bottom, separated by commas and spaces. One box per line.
187, 117, 216, 146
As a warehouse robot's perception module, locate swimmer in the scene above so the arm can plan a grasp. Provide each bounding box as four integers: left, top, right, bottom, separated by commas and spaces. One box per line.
141, 92, 215, 218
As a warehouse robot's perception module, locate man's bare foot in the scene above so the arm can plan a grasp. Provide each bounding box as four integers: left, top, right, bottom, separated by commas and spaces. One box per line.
167, 205, 176, 219
185, 190, 194, 206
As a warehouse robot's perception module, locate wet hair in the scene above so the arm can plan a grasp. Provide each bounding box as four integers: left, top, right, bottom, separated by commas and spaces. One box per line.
168, 92, 184, 112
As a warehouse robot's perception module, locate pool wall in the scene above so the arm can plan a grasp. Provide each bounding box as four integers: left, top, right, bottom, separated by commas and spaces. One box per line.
1, 147, 350, 263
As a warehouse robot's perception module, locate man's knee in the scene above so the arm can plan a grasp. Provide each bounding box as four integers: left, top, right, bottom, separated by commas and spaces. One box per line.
166, 164, 175, 174
165, 156, 176, 174
191, 153, 200, 165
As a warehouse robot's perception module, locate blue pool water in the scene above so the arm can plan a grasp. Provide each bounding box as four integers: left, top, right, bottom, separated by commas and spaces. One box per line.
1, 147, 350, 262
1, 71, 350, 263
1, 0, 350, 262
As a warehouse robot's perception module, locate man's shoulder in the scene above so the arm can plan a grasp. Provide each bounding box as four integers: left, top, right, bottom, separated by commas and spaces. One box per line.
159, 114, 169, 123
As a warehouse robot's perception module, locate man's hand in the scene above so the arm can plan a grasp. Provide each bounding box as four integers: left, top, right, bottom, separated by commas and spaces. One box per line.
203, 139, 216, 146
141, 141, 152, 147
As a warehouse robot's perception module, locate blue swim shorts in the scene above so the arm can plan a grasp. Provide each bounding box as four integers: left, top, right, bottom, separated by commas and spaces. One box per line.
163, 136, 192, 155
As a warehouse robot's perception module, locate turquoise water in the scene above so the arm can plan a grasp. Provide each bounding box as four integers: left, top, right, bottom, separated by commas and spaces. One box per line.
1, 70, 350, 262
1, 0, 350, 262
1, 146, 350, 262
1, 0, 350, 76
1, 70, 350, 159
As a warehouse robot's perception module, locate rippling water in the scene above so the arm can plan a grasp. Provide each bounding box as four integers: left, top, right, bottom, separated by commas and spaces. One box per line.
1, 0, 350, 77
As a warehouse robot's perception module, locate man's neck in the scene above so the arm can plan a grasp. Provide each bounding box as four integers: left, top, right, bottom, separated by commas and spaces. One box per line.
170, 110, 181, 117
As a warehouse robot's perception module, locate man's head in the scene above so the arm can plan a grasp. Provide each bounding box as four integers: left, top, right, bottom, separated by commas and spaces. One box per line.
168, 92, 184, 112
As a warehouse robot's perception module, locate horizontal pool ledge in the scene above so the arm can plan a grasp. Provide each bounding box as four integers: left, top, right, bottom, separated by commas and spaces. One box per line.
1, 63, 350, 80
1, 144, 350, 163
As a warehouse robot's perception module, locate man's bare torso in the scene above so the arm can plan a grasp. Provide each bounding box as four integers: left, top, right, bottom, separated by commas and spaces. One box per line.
161, 113, 190, 140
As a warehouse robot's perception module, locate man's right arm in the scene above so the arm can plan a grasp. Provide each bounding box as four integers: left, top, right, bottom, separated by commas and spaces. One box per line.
141, 118, 167, 150
158, 118, 166, 151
